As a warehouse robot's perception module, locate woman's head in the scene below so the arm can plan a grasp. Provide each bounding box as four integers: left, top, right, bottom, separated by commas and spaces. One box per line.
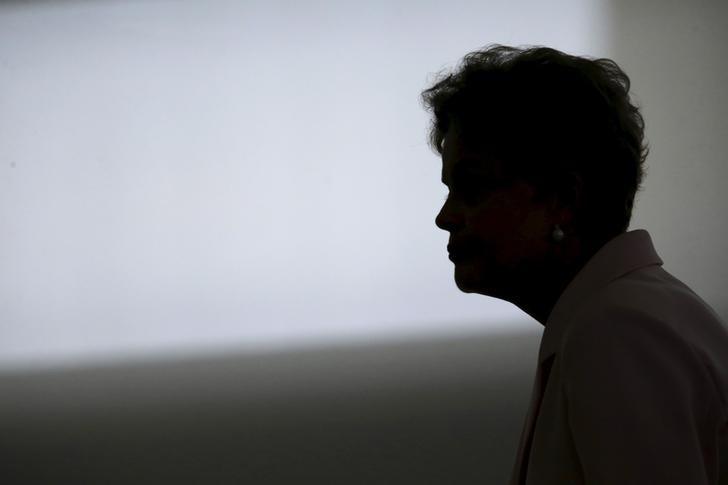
422, 44, 649, 249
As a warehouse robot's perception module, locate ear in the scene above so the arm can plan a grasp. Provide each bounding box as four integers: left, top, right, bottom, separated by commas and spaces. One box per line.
547, 172, 584, 224
558, 172, 584, 211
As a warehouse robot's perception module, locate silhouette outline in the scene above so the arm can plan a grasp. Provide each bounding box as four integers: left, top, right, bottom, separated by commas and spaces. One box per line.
421, 44, 728, 484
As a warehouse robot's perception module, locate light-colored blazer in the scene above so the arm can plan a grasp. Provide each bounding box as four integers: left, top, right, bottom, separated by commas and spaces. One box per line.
510, 229, 728, 485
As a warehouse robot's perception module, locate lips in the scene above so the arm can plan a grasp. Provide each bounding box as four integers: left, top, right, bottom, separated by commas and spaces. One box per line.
448, 240, 474, 254
447, 242, 477, 261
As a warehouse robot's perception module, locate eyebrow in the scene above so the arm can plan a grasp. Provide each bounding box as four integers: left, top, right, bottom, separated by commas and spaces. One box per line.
442, 161, 491, 186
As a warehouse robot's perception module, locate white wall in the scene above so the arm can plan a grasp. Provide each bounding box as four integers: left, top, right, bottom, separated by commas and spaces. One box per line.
0, 0, 609, 369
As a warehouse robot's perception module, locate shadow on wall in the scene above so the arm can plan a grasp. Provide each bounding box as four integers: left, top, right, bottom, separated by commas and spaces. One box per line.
0, 323, 541, 485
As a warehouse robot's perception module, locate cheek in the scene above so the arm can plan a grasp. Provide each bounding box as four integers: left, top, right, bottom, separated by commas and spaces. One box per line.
517, 208, 550, 242
467, 201, 549, 264
468, 197, 522, 238
503, 213, 552, 267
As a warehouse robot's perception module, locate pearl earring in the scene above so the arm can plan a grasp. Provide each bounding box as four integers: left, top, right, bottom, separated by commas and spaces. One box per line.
552, 225, 565, 242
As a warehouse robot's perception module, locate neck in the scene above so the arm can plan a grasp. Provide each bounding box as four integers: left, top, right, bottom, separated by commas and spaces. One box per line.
514, 270, 578, 326
512, 238, 599, 326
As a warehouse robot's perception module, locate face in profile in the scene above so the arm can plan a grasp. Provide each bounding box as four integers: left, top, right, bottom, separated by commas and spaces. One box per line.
435, 128, 557, 301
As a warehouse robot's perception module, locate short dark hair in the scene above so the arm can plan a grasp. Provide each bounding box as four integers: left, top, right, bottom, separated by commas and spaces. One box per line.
420, 44, 649, 246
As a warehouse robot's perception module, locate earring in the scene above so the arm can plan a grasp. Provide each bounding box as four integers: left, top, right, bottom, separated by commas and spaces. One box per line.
552, 224, 565, 242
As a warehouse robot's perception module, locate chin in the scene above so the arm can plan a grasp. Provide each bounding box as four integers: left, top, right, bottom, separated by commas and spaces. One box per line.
455, 278, 483, 294
456, 284, 477, 294
454, 265, 482, 294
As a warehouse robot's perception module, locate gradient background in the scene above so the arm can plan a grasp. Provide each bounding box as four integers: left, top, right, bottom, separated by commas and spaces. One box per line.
1, 0, 726, 483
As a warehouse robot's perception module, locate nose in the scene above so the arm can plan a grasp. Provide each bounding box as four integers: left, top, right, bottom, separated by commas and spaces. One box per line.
435, 197, 462, 233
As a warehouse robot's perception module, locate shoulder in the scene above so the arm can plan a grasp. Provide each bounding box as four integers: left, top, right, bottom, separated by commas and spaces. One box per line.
559, 267, 719, 398
564, 274, 683, 356
565, 265, 723, 352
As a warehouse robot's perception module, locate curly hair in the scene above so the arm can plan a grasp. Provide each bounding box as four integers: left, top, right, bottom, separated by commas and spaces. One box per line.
420, 44, 649, 246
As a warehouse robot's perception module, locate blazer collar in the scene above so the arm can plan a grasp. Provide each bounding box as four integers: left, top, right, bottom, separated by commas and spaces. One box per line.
538, 229, 664, 364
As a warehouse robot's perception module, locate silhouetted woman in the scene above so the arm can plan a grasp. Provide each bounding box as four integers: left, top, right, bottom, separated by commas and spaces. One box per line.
422, 44, 728, 485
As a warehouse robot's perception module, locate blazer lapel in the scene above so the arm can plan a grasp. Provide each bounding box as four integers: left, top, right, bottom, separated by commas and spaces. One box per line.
510, 355, 555, 485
